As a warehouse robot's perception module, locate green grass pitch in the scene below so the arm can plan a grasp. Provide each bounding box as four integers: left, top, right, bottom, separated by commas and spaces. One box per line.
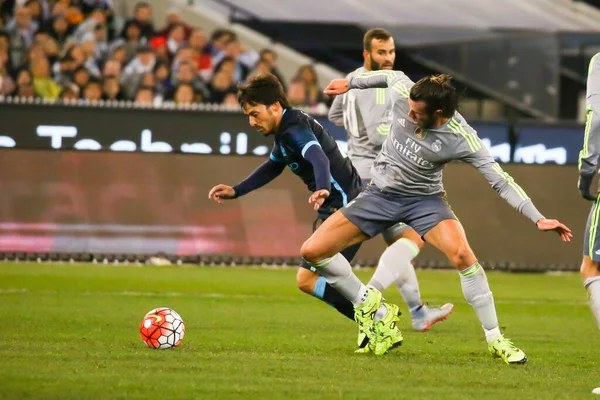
0, 263, 598, 399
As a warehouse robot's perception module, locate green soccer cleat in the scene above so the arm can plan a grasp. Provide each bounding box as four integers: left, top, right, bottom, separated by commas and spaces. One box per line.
373, 303, 403, 356
488, 335, 527, 364
354, 288, 383, 348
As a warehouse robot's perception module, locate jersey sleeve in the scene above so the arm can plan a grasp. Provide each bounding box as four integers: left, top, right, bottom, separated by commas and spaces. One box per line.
328, 94, 344, 126
579, 53, 600, 178
269, 143, 285, 164
455, 119, 545, 224
361, 88, 392, 146
280, 124, 322, 157
348, 70, 413, 106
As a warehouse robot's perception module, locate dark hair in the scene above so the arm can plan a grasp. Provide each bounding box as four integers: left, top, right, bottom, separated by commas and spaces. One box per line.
409, 74, 458, 118
363, 28, 393, 52
237, 72, 290, 109
134, 2, 151, 11
260, 48, 276, 58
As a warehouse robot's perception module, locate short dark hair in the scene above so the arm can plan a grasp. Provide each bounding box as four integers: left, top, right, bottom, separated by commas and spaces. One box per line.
363, 28, 393, 52
237, 72, 290, 110
409, 74, 458, 118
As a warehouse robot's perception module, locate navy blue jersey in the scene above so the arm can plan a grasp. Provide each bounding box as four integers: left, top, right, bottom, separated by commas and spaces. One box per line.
270, 108, 362, 210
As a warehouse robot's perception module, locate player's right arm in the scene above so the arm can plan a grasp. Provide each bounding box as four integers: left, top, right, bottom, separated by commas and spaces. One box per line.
324, 70, 412, 105
328, 94, 345, 126
208, 145, 286, 204
579, 53, 600, 201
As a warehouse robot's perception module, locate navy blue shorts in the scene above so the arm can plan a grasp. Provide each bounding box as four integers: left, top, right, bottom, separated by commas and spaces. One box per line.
341, 183, 456, 238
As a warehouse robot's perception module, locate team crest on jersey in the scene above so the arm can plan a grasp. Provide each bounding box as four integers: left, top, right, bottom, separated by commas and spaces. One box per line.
431, 139, 442, 153
414, 127, 427, 140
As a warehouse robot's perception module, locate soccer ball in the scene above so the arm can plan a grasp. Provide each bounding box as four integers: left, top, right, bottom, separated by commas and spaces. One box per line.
140, 307, 185, 349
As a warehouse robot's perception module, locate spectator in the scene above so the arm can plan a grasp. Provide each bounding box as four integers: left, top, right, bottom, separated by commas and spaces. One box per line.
65, 4, 84, 28
189, 28, 211, 80
260, 48, 286, 89
53, 54, 77, 85
286, 78, 307, 107
73, 65, 90, 90
31, 56, 61, 99
205, 28, 234, 60
174, 82, 194, 105
80, 0, 114, 39
222, 92, 238, 108
157, 7, 193, 39
25, 0, 46, 26
80, 38, 101, 76
122, 1, 154, 40
295, 64, 324, 105
108, 44, 127, 66
59, 82, 79, 100
47, 15, 70, 48
121, 44, 155, 98
102, 75, 124, 100
110, 20, 142, 64
83, 78, 102, 102
73, 8, 105, 43
208, 69, 235, 103
36, 34, 59, 64
213, 39, 255, 83
13, 69, 36, 97
0, 64, 15, 95
149, 35, 168, 61
153, 61, 171, 97
135, 84, 153, 104
166, 23, 186, 58
102, 59, 121, 79
172, 60, 209, 101
6, 6, 39, 67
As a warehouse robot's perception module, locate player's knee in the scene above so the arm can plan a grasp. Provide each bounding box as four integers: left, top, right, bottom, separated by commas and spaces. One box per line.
580, 259, 600, 280
449, 246, 475, 269
296, 268, 316, 294
301, 238, 325, 264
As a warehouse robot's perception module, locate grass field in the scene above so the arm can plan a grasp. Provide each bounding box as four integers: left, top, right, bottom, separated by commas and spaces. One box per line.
0, 263, 598, 399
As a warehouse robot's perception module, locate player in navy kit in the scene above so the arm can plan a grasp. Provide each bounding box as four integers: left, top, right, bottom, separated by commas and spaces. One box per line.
208, 72, 367, 326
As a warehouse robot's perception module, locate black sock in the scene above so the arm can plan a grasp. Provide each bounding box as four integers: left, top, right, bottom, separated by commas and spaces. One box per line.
321, 281, 355, 321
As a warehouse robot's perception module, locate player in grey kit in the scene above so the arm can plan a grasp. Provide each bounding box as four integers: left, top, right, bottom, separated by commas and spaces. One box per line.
301, 71, 572, 363
326, 28, 453, 332
577, 52, 600, 394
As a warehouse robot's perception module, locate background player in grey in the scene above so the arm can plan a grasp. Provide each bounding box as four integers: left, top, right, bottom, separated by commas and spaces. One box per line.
327, 28, 453, 332
577, 52, 600, 393
301, 71, 572, 364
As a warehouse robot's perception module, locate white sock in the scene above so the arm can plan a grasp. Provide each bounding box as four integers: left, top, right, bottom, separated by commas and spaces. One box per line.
584, 276, 600, 329
459, 262, 501, 344
369, 238, 420, 295
308, 253, 365, 304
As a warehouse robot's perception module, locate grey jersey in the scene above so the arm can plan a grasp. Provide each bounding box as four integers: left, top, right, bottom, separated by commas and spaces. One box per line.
580, 52, 600, 178
348, 70, 544, 224
328, 67, 392, 179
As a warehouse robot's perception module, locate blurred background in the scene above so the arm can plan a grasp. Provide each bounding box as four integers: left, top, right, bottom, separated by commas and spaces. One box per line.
0, 0, 596, 270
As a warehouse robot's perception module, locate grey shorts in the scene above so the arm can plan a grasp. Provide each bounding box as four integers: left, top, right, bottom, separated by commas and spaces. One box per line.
583, 199, 600, 262
360, 179, 412, 241
341, 183, 456, 239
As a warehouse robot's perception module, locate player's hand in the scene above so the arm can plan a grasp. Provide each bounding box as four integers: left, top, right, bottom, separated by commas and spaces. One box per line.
308, 189, 330, 210
578, 175, 597, 201
536, 218, 573, 242
324, 79, 349, 96
208, 184, 235, 204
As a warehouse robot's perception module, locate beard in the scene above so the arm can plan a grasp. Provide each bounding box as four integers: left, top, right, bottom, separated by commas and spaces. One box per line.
369, 57, 393, 71
417, 115, 436, 130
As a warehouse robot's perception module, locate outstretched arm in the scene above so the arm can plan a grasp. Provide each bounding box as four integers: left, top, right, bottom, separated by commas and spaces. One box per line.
324, 70, 413, 105
208, 157, 285, 203
462, 141, 572, 242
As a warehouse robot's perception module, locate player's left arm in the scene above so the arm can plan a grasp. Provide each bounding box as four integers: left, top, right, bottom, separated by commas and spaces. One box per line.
328, 94, 345, 126
460, 134, 572, 242
282, 125, 332, 209
579, 104, 600, 201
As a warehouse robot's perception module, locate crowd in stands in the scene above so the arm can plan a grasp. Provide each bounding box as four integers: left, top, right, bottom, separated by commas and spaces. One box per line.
0, 0, 326, 109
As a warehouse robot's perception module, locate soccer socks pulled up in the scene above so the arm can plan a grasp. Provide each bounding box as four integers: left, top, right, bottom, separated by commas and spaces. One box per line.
584, 276, 600, 329
368, 238, 423, 318
312, 276, 355, 321
310, 253, 366, 304
459, 262, 501, 344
